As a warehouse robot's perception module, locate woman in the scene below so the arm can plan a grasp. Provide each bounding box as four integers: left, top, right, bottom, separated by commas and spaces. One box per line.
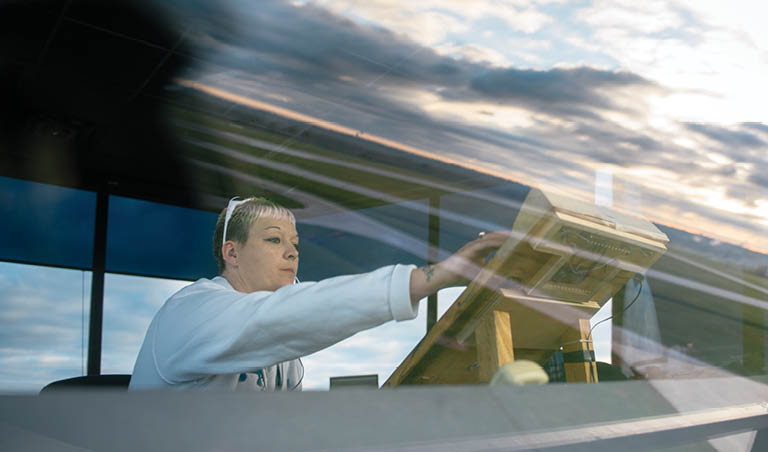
130, 197, 506, 391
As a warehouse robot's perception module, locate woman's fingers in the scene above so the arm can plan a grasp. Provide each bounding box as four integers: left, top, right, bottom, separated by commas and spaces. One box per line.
477, 230, 513, 244
461, 231, 512, 258
439, 231, 513, 285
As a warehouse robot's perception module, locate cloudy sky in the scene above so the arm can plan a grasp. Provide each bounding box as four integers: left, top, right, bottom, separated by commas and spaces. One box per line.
169, 0, 767, 252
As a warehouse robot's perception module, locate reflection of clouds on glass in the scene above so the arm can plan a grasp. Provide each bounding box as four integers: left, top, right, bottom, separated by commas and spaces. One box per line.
175, 0, 768, 252
302, 296, 427, 390
0, 262, 90, 393
102, 274, 188, 374
304, 289, 463, 390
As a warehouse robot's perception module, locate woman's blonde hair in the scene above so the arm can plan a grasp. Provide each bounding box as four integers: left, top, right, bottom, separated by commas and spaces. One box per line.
213, 197, 295, 273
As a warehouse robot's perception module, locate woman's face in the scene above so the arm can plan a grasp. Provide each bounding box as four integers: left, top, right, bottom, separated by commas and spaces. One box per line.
234, 216, 299, 292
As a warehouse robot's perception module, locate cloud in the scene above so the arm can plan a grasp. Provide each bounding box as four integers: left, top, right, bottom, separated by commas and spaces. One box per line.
435, 43, 511, 67
726, 182, 764, 208
573, 0, 768, 123
180, 0, 663, 163
300, 310, 425, 389
181, 0, 651, 121
101, 274, 188, 374
464, 66, 655, 115
747, 172, 768, 190
0, 261, 190, 391
681, 123, 768, 196
306, 0, 553, 47
743, 123, 768, 136
685, 123, 767, 149
576, 0, 685, 34
0, 263, 89, 392
302, 289, 466, 390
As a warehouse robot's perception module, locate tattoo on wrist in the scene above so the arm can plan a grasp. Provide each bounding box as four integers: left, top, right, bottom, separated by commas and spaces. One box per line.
420, 265, 435, 282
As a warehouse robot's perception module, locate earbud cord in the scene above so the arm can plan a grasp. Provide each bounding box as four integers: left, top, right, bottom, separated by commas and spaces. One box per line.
584, 275, 645, 382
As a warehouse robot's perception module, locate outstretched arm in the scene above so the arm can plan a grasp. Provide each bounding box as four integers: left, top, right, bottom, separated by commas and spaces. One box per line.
409, 231, 509, 303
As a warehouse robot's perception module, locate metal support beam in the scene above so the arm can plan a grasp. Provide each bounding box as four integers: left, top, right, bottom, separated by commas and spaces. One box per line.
87, 187, 108, 376
427, 195, 440, 331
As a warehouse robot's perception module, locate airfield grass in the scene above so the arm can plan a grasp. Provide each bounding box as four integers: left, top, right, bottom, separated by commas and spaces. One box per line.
184, 141, 393, 211
635, 244, 768, 375
179, 127, 439, 199
168, 105, 471, 196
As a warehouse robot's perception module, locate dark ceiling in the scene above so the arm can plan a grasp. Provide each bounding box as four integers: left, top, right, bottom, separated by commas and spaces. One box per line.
0, 0, 203, 208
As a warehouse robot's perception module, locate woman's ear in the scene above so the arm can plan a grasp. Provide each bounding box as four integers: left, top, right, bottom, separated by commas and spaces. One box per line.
222, 241, 238, 267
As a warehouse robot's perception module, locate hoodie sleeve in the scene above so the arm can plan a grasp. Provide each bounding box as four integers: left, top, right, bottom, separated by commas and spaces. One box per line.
152, 264, 416, 383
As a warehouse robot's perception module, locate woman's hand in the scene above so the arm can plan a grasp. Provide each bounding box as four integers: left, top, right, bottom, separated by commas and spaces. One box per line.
409, 231, 510, 303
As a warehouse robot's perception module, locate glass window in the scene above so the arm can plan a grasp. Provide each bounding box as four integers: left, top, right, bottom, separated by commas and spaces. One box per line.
4, 0, 768, 447
0, 176, 95, 269
437, 184, 529, 258
102, 198, 430, 383
297, 199, 428, 281
303, 288, 459, 390
436, 185, 526, 320
101, 273, 188, 375
106, 195, 219, 281
296, 200, 429, 388
0, 262, 90, 393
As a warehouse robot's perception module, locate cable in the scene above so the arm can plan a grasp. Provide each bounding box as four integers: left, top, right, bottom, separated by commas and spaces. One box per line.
291, 358, 304, 391
587, 274, 645, 344
582, 274, 644, 382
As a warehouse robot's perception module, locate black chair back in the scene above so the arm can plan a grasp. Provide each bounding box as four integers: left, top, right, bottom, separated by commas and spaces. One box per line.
40, 375, 131, 393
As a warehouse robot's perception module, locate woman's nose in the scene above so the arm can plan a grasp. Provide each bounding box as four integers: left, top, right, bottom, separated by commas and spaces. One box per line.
285, 244, 298, 260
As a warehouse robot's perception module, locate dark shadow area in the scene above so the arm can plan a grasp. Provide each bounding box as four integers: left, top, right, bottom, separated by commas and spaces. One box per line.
0, 0, 197, 207
40, 374, 131, 394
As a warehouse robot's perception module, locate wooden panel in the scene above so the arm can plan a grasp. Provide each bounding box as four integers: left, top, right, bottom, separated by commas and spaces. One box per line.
385, 188, 668, 387
495, 290, 599, 350
391, 336, 482, 385
561, 319, 598, 383
475, 311, 515, 382
383, 274, 503, 386
384, 212, 564, 387
528, 219, 666, 305
513, 188, 668, 306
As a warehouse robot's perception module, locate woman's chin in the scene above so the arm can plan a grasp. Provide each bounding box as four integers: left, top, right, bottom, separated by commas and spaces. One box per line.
275, 279, 295, 290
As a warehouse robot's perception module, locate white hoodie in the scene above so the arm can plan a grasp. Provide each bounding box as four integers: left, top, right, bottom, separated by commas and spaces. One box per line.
129, 264, 417, 391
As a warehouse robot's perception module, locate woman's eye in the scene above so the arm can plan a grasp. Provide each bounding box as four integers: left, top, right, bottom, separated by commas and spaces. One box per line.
266, 237, 280, 244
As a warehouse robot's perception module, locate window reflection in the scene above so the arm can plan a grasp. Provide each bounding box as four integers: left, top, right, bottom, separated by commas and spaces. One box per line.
106, 196, 219, 281
0, 262, 90, 393
0, 4, 767, 449
297, 199, 428, 281
296, 200, 428, 388
101, 274, 187, 375
0, 176, 95, 269
305, 288, 462, 390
